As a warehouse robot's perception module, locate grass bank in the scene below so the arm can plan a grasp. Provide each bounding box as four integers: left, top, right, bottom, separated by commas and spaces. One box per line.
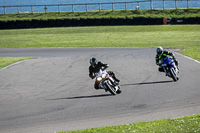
59, 114, 200, 133
0, 8, 200, 21
0, 25, 199, 61
0, 25, 199, 132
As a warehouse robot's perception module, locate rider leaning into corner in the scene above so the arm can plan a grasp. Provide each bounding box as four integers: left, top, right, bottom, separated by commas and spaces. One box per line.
155, 46, 179, 73
89, 57, 120, 90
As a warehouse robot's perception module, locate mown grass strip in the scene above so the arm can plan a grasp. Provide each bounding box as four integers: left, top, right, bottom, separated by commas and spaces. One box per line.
0, 25, 199, 61
59, 114, 200, 133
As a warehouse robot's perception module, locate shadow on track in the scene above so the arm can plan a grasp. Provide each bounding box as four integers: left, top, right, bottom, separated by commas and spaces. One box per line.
121, 80, 173, 86
48, 94, 112, 100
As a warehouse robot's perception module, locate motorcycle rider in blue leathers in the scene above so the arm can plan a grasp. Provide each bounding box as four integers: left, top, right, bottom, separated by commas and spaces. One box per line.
155, 46, 179, 73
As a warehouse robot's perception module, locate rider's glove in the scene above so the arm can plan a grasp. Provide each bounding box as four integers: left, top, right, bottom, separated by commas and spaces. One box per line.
105, 64, 109, 68
102, 64, 109, 71
89, 74, 95, 79
156, 62, 161, 66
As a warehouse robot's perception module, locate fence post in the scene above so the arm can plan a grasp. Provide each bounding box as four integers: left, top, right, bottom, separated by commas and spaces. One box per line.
4, 6, 6, 14
187, 0, 189, 9
163, 0, 165, 10
72, 4, 74, 13
86, 4, 88, 13
112, 2, 114, 12
44, 5, 47, 13
58, 4, 60, 13
99, 3, 101, 12
31, 5, 33, 14
125, 2, 127, 11
138, 1, 140, 9
18, 6, 20, 14
175, 0, 177, 9
151, 0, 153, 10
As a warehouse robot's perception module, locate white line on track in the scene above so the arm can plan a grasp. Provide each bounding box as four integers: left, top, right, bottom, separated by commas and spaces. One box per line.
175, 52, 200, 64
0, 60, 27, 71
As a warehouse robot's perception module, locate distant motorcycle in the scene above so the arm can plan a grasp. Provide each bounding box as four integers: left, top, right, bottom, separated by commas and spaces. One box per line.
95, 69, 121, 95
161, 56, 179, 81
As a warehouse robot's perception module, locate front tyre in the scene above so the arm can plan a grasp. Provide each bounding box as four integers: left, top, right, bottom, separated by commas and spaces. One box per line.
169, 68, 178, 82
116, 89, 122, 94
105, 82, 117, 95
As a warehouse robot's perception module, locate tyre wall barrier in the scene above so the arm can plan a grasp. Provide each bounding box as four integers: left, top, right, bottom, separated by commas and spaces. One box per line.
0, 17, 199, 29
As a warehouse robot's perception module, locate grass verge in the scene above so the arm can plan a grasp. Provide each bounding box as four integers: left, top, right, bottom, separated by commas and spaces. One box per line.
0, 57, 37, 69
59, 114, 200, 133
0, 25, 199, 131
0, 9, 200, 21
0, 25, 199, 61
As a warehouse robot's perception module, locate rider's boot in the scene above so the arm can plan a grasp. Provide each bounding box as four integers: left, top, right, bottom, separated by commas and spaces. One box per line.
111, 75, 120, 85
175, 60, 179, 66
114, 79, 120, 85
175, 60, 180, 69
113, 76, 120, 82
174, 60, 180, 71
115, 78, 120, 82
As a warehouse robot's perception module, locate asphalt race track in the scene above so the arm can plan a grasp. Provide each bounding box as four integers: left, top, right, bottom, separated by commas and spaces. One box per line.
0, 48, 200, 133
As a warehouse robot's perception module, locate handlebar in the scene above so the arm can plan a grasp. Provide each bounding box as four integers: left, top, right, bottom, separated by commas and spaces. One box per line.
102, 65, 109, 71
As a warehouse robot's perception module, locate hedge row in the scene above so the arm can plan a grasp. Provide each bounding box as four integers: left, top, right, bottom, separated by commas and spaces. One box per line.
0, 17, 199, 29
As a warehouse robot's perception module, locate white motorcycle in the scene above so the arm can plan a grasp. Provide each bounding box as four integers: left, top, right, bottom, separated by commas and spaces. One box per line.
95, 69, 121, 95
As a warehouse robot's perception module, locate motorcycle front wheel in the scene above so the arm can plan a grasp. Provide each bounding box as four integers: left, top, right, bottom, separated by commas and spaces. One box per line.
105, 82, 117, 95
169, 68, 178, 82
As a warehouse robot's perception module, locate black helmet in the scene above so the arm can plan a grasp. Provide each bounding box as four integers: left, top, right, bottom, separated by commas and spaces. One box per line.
156, 46, 163, 54
90, 57, 97, 66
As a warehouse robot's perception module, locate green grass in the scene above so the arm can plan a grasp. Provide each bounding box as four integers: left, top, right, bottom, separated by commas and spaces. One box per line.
0, 25, 199, 61
0, 9, 199, 132
59, 114, 200, 133
0, 25, 199, 132
0, 9, 200, 21
0, 57, 37, 69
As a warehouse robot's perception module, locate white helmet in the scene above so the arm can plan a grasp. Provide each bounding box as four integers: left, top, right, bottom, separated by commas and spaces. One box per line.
156, 46, 163, 54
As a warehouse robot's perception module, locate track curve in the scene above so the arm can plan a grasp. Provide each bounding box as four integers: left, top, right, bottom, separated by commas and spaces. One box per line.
0, 48, 200, 133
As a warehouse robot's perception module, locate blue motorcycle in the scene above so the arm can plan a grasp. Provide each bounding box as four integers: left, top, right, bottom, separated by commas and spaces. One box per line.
161, 56, 179, 81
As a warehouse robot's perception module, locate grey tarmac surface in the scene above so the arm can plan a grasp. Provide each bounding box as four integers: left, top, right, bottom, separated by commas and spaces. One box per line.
0, 47, 200, 133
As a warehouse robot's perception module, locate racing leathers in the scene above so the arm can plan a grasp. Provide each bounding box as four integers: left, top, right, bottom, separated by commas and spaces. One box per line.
155, 50, 178, 72
89, 61, 119, 89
